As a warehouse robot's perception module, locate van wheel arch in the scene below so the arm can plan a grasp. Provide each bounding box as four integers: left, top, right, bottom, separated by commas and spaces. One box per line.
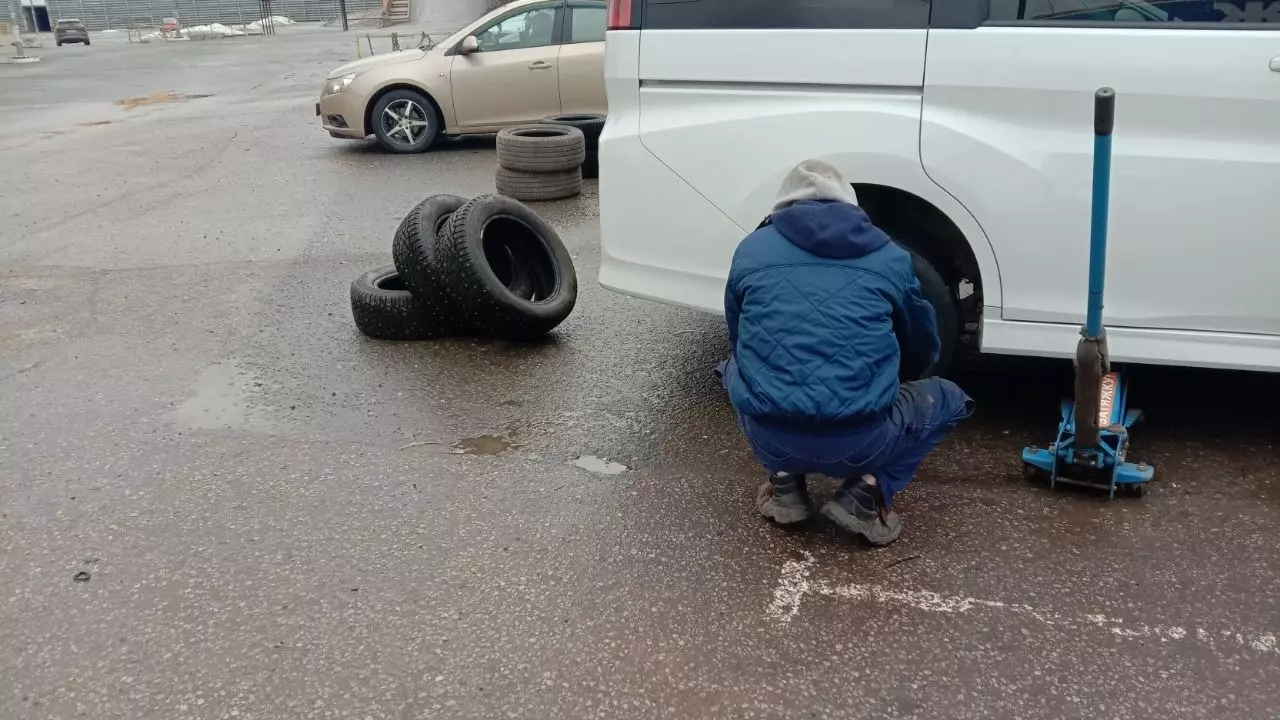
852, 184, 985, 355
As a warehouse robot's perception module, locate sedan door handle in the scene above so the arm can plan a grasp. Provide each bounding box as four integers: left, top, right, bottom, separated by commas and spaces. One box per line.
1271, 56, 1280, 72
528, 60, 552, 70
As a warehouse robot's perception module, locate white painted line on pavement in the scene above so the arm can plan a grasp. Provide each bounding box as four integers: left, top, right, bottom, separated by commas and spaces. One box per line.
767, 554, 1279, 655
766, 551, 816, 623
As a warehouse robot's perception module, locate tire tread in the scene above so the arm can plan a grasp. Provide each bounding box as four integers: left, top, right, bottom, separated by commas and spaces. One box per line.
390, 194, 467, 329
496, 125, 586, 172
350, 266, 450, 341
494, 167, 582, 202
438, 195, 577, 339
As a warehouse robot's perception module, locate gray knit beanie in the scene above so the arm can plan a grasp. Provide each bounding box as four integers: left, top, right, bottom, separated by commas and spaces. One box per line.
772, 159, 859, 212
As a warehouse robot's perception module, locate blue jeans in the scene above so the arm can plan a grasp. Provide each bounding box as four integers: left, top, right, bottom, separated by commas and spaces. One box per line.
720, 360, 973, 506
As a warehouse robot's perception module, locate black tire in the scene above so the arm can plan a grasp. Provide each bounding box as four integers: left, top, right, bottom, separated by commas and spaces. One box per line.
541, 114, 605, 151
391, 193, 538, 302
391, 193, 467, 305
897, 247, 959, 380
496, 125, 585, 173
84, 39, 90, 45
438, 194, 578, 340
350, 266, 451, 341
56, 41, 63, 46
370, 89, 440, 154
495, 166, 582, 202
581, 151, 599, 180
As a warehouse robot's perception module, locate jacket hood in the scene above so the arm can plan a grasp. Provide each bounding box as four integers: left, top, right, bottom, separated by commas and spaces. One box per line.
770, 200, 891, 259
772, 159, 859, 211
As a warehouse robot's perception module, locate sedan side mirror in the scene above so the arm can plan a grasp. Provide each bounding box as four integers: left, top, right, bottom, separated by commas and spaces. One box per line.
459, 35, 479, 54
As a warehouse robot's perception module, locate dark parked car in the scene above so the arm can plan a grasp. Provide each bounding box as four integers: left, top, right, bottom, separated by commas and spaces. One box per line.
54, 19, 90, 46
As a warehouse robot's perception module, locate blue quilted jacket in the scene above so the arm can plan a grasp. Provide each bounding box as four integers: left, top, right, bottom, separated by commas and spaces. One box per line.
724, 200, 940, 428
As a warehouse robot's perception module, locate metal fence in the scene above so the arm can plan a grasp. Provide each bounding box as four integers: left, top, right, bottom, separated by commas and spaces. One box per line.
3, 0, 385, 31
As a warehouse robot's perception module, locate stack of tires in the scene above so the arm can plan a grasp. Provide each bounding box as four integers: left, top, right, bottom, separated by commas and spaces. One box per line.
493, 114, 606, 201
350, 194, 578, 342
495, 125, 586, 202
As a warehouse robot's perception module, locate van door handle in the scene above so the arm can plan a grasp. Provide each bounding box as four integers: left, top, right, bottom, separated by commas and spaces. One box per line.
529, 60, 552, 70
1271, 57, 1280, 72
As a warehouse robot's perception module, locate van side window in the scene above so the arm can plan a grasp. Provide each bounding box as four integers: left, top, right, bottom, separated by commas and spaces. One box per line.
642, 0, 930, 30
987, 0, 1279, 24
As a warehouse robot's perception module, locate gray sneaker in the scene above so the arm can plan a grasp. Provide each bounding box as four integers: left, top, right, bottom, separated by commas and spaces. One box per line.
821, 478, 903, 546
757, 477, 813, 525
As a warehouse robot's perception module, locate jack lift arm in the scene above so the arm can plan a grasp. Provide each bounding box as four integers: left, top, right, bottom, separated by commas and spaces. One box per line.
1021, 88, 1155, 499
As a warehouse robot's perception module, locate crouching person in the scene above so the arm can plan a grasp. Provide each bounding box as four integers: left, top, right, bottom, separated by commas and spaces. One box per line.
723, 160, 973, 546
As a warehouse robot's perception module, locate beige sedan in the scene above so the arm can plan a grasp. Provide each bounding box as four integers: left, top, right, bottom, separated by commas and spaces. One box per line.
317, 0, 607, 153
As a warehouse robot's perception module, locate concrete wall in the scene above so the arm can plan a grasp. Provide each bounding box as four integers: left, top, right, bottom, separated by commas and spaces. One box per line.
411, 0, 488, 34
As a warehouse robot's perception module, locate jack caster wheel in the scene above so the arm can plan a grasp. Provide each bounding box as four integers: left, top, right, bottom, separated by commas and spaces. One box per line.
1118, 483, 1145, 498
1023, 463, 1045, 483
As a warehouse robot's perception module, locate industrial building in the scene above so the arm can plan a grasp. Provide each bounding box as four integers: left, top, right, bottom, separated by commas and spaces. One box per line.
3, 0, 489, 32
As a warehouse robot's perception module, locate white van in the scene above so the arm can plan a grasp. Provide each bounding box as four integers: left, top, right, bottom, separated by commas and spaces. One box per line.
596, 0, 1280, 372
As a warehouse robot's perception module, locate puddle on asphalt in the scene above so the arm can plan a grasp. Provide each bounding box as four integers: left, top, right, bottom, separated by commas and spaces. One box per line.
115, 91, 213, 110
1, 275, 75, 291
569, 454, 629, 475
173, 358, 268, 430
451, 435, 513, 455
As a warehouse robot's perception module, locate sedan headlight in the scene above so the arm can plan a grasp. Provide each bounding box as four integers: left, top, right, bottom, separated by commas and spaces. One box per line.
324, 73, 357, 96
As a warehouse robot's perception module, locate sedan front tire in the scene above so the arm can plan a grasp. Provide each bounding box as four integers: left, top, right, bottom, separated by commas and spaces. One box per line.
371, 89, 439, 154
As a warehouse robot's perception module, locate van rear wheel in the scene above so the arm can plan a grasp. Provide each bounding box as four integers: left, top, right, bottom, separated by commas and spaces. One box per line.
899, 247, 959, 380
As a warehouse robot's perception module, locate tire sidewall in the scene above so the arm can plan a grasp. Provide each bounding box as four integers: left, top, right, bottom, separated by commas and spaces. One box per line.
372, 89, 439, 154
499, 125, 582, 143
899, 245, 959, 378
350, 265, 452, 341
352, 266, 402, 297
446, 195, 577, 331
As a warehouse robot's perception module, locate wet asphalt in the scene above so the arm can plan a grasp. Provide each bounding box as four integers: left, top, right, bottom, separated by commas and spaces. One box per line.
2, 27, 1280, 720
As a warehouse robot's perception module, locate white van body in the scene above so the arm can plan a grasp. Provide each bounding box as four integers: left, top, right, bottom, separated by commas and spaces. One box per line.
597, 0, 1280, 372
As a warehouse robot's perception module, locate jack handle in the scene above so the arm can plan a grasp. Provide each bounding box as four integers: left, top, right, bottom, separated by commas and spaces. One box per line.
1084, 87, 1115, 340
1075, 87, 1117, 452
1094, 87, 1115, 137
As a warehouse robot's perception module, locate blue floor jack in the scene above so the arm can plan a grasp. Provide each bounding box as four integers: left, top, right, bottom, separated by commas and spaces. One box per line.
1022, 88, 1154, 499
